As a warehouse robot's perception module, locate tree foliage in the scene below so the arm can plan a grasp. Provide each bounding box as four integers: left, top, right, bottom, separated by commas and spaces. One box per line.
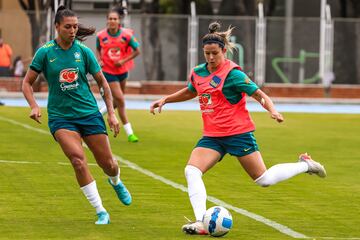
17, 0, 72, 54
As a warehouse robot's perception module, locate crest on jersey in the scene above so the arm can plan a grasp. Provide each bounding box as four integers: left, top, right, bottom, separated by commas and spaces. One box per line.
59, 68, 79, 83
102, 37, 109, 44
210, 75, 222, 88
74, 52, 81, 62
121, 36, 128, 43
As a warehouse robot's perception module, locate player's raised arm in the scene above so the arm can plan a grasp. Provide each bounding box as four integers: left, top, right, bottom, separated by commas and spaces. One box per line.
150, 87, 197, 114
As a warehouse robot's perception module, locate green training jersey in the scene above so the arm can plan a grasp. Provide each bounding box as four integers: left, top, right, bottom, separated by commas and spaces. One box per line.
188, 63, 259, 104
30, 40, 101, 120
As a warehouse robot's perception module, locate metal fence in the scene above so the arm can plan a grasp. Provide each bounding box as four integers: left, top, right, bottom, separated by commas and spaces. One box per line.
1, 10, 360, 85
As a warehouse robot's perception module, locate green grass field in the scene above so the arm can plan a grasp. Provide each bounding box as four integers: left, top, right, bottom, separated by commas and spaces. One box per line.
0, 106, 359, 240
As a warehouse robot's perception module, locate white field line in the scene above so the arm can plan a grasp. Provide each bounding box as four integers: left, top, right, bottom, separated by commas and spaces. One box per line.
0, 159, 41, 164
113, 156, 307, 239
1, 116, 357, 240
57, 162, 98, 166
316, 238, 360, 240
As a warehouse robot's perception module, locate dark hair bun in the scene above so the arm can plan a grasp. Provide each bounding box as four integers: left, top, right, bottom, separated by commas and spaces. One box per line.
56, 5, 66, 14
208, 22, 221, 33
112, 5, 126, 16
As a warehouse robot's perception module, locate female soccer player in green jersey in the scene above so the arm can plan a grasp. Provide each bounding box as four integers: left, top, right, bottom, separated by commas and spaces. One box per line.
22, 6, 132, 225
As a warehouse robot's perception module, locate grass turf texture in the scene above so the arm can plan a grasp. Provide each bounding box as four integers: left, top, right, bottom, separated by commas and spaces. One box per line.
0, 107, 359, 239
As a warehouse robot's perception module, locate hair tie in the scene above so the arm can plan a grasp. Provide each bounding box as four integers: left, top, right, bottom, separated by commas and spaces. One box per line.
202, 39, 225, 48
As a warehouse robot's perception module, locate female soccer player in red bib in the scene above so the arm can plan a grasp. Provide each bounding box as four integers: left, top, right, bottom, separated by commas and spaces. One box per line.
150, 22, 326, 235
96, 6, 140, 142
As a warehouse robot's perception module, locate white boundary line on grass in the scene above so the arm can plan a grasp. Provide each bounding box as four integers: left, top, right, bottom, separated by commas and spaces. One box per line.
0, 159, 41, 164
1, 116, 357, 240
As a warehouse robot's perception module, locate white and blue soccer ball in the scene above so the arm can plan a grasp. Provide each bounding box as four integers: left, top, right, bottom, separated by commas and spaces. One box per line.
203, 206, 233, 237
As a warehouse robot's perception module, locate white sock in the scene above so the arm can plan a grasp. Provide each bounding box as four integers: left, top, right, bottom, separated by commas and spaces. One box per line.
255, 162, 308, 187
123, 123, 134, 136
80, 180, 107, 214
185, 165, 207, 221
99, 105, 107, 115
108, 168, 120, 185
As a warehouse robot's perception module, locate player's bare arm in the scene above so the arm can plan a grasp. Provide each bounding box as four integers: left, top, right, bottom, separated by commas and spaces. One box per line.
150, 87, 197, 114
22, 69, 42, 124
251, 89, 284, 123
93, 71, 120, 136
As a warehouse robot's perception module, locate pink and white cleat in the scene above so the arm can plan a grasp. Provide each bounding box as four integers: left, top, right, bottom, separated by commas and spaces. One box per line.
299, 153, 327, 178
182, 220, 208, 235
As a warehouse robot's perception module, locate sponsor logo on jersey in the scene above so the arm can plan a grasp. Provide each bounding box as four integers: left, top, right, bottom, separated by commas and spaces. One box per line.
199, 93, 212, 106
210, 75, 222, 88
108, 47, 121, 60
59, 68, 79, 83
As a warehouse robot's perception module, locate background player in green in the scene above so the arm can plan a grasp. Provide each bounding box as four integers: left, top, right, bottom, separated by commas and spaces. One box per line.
150, 22, 327, 235
96, 5, 141, 142
22, 6, 132, 225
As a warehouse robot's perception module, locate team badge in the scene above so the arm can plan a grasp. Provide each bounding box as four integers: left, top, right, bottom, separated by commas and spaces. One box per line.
210, 75, 222, 88
121, 36, 128, 43
74, 52, 81, 62
102, 37, 109, 44
59, 68, 79, 83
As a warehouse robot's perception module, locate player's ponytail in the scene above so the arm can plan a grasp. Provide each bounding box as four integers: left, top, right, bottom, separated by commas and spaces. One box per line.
202, 22, 235, 53
109, 4, 126, 17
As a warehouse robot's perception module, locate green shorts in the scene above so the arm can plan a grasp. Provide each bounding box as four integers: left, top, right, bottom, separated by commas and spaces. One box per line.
103, 71, 128, 83
48, 111, 107, 138
195, 131, 259, 160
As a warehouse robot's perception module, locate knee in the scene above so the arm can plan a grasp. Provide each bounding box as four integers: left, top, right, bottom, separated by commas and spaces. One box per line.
99, 157, 118, 172
70, 156, 87, 172
184, 165, 202, 179
114, 95, 125, 107
254, 171, 273, 187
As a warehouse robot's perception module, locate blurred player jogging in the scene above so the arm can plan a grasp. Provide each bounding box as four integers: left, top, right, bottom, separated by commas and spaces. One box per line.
96, 4, 141, 143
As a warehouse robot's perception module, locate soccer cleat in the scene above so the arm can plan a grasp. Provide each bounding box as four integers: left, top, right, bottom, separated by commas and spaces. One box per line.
108, 179, 132, 205
128, 134, 139, 143
182, 221, 208, 235
299, 153, 327, 178
95, 211, 110, 225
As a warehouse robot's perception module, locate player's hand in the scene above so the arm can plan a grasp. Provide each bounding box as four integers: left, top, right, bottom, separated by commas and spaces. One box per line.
107, 112, 120, 137
30, 107, 41, 124
114, 59, 126, 67
150, 98, 166, 115
270, 111, 284, 123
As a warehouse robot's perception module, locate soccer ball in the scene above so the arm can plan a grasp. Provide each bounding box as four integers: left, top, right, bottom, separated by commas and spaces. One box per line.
203, 206, 233, 237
